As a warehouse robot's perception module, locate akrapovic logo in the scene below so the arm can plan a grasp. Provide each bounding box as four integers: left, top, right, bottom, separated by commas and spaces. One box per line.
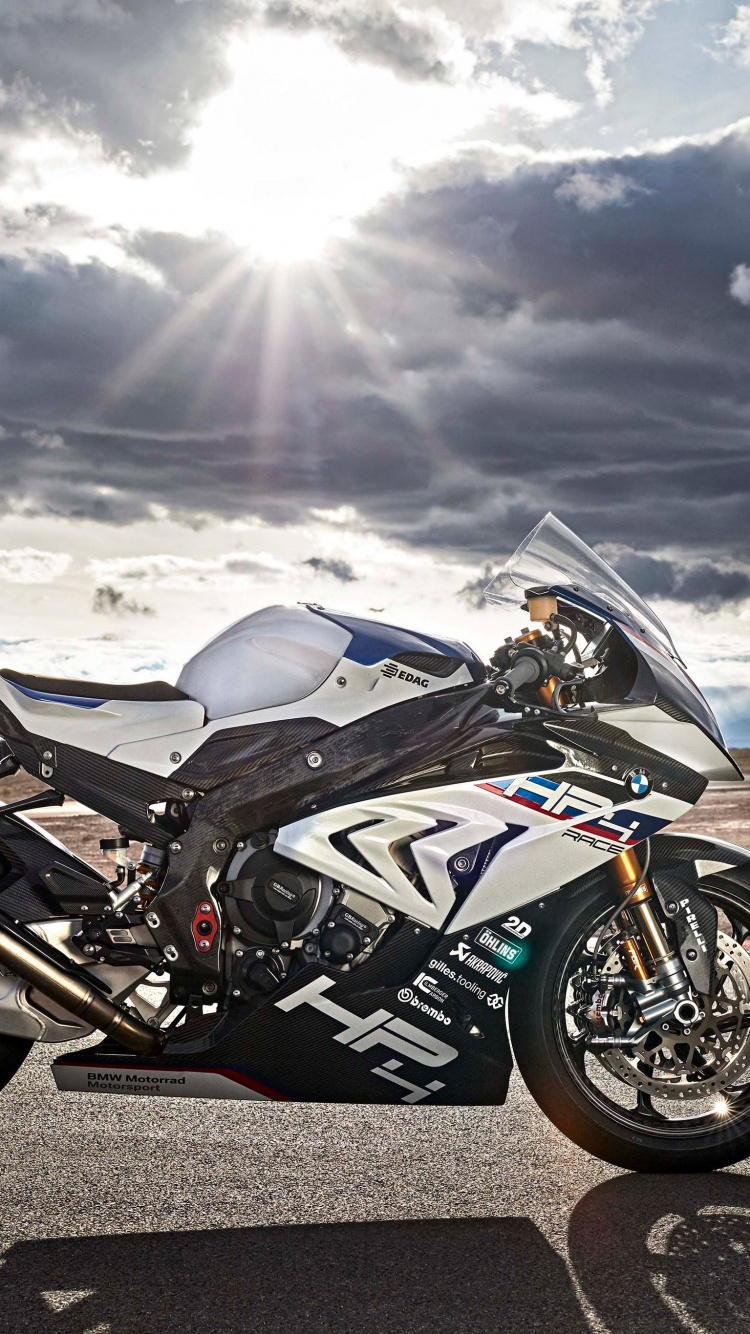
276, 976, 457, 1103
381, 661, 429, 687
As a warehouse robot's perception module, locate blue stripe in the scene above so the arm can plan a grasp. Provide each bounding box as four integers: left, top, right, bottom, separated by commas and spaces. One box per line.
310, 607, 485, 677
7, 683, 106, 709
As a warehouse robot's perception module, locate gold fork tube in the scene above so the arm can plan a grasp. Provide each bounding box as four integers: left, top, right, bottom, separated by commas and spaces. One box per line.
609, 847, 673, 968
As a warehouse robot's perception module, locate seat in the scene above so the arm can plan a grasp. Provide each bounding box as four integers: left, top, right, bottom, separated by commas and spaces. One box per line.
0, 669, 188, 704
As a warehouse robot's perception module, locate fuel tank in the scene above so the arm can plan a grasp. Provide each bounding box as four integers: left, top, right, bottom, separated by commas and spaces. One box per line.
176, 604, 484, 720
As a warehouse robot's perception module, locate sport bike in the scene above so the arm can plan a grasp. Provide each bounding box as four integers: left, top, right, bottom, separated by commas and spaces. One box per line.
0, 513, 746, 1172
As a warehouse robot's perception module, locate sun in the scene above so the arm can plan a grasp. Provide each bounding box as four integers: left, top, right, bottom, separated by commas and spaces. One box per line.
168, 28, 522, 263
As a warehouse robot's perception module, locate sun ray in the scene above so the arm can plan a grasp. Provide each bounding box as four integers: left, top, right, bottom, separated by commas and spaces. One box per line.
98, 250, 255, 414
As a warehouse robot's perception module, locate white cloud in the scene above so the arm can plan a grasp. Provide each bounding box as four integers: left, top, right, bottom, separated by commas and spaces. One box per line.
87, 551, 289, 589
555, 169, 649, 211
713, 4, 750, 68
729, 262, 750, 305
0, 548, 71, 583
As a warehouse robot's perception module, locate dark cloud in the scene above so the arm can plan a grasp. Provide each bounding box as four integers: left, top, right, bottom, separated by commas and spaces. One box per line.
264, 0, 466, 82
0, 0, 241, 169
304, 557, 358, 581
457, 564, 494, 609
2, 125, 750, 607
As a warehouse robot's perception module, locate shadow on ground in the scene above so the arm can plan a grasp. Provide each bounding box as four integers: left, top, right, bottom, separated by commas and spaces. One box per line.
2, 1172, 750, 1333
569, 1171, 750, 1333
0, 1216, 586, 1334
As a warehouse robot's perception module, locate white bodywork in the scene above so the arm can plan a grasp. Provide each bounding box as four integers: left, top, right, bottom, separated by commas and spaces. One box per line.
0, 604, 474, 777
276, 768, 692, 933
601, 704, 739, 782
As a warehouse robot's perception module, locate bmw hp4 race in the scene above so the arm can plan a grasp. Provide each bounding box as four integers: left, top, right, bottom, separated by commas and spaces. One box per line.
0, 513, 746, 1172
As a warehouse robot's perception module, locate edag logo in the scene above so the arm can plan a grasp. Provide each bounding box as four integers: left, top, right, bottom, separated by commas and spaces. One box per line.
381, 661, 429, 688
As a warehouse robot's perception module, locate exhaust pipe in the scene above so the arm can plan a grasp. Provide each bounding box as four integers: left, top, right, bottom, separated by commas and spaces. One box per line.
0, 921, 164, 1055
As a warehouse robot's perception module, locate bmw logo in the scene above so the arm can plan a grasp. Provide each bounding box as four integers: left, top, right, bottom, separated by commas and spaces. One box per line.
625, 768, 652, 799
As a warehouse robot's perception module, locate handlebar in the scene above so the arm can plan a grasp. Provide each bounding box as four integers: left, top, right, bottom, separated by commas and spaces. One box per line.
493, 653, 544, 697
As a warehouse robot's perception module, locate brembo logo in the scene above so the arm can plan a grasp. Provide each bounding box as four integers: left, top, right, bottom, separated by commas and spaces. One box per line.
381, 661, 429, 688
276, 976, 458, 1103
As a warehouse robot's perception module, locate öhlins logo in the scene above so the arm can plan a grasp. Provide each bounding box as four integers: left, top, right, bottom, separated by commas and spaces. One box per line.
381, 662, 429, 687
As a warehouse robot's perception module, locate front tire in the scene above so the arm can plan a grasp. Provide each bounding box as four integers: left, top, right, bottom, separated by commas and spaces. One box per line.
510, 879, 750, 1172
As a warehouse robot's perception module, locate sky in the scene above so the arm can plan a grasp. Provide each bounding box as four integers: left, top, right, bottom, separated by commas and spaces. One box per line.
0, 0, 749, 740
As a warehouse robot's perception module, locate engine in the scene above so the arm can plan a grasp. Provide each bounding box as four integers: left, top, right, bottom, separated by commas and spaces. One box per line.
222, 844, 392, 998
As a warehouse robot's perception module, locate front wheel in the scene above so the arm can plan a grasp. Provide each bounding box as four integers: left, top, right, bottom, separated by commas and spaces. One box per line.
510, 877, 750, 1172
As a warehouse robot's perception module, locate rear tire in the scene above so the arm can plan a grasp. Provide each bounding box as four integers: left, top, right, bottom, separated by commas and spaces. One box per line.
510, 879, 750, 1172
0, 1034, 32, 1093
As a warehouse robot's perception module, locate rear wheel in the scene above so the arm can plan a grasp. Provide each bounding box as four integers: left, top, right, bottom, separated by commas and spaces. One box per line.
0, 1034, 32, 1093
511, 878, 750, 1172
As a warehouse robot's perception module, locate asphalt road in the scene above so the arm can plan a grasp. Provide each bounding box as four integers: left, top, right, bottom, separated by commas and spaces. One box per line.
0, 768, 748, 1334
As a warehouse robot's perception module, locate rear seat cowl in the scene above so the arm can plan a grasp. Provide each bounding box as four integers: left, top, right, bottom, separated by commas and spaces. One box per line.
0, 669, 189, 704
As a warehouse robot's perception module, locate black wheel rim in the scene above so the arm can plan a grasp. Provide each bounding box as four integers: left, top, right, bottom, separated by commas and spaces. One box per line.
552, 882, 750, 1138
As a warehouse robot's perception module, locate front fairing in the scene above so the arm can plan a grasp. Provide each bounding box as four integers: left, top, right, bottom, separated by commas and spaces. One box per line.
557, 585, 726, 748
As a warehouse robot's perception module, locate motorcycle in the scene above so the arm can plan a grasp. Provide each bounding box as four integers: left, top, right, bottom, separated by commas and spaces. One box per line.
0, 511, 746, 1172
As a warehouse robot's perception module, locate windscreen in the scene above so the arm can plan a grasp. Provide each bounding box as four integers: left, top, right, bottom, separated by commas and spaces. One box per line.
484, 513, 726, 746
484, 512, 679, 660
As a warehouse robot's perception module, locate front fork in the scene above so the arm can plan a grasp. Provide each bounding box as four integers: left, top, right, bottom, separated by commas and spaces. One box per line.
607, 847, 699, 1026
609, 848, 663, 980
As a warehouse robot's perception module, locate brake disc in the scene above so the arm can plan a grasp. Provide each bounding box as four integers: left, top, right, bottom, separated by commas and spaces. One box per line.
600, 932, 750, 1101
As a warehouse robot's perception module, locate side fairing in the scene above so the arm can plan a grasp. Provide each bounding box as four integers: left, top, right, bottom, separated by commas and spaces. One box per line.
275, 767, 692, 933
